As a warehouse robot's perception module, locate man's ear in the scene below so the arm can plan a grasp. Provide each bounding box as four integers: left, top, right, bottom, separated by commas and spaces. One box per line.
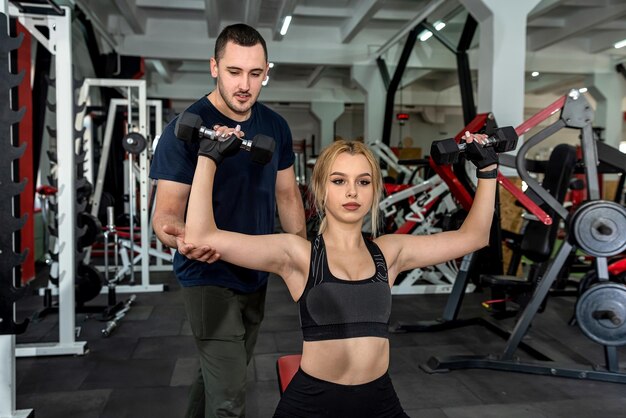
210, 57, 218, 78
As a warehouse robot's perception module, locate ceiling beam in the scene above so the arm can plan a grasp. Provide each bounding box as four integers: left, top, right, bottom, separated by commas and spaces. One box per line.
293, 5, 350, 17
528, 0, 568, 19
205, 0, 220, 38
525, 73, 585, 95
340, 0, 384, 43
136, 0, 203, 10
306, 65, 326, 88
74, 0, 119, 49
528, 3, 626, 51
431, 73, 461, 92
147, 59, 173, 83
588, 29, 626, 53
119, 34, 456, 68
375, 0, 449, 58
245, 0, 262, 27
273, 0, 298, 41
399, 69, 431, 88
527, 17, 566, 28
294, 5, 420, 21
113, 0, 146, 34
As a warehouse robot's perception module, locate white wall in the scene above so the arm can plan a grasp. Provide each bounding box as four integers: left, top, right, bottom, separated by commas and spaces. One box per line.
266, 104, 319, 155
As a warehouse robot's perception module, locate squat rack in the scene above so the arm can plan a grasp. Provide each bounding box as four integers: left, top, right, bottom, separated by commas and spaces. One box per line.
77, 78, 168, 291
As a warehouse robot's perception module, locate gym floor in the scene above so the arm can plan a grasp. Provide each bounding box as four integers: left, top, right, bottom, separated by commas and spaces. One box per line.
15, 269, 626, 418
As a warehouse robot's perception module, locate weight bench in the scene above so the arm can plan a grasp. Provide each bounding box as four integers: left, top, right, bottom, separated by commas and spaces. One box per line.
276, 354, 302, 395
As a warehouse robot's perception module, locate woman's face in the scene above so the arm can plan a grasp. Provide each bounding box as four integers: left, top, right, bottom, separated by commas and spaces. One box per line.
323, 152, 374, 226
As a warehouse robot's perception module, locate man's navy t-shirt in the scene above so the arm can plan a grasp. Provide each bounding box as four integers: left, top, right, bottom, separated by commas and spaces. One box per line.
150, 96, 294, 293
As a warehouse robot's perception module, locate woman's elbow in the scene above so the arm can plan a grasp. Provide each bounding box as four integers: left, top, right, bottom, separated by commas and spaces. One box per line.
461, 230, 490, 254
184, 227, 213, 248
472, 232, 491, 252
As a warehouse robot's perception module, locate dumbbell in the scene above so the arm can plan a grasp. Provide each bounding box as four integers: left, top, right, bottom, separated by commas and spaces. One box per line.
174, 111, 275, 165
430, 126, 518, 165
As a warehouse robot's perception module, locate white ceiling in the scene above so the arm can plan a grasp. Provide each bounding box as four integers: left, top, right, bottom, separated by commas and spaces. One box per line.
73, 0, 626, 110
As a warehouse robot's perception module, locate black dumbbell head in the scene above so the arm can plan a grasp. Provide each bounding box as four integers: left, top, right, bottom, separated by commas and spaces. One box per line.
431, 138, 460, 165
175, 112, 202, 142
492, 126, 518, 153
250, 135, 276, 165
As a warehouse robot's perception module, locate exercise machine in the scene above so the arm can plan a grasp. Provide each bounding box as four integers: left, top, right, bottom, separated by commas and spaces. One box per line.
422, 89, 626, 384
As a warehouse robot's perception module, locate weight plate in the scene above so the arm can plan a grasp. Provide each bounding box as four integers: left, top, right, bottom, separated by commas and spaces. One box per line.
122, 132, 148, 155
77, 212, 103, 249
571, 201, 626, 257
76, 263, 104, 305
576, 282, 626, 346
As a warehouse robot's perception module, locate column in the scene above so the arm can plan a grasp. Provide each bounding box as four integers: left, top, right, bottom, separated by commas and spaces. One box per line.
586, 71, 625, 149
461, 0, 541, 129
351, 63, 386, 144
310, 101, 345, 150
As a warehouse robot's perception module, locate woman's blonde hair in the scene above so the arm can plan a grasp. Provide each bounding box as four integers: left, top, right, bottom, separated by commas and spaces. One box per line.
310, 140, 383, 237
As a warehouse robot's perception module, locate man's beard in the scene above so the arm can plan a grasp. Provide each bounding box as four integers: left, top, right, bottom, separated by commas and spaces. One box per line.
218, 80, 255, 117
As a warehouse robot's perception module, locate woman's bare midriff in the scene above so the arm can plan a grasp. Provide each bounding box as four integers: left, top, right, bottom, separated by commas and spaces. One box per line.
300, 337, 389, 385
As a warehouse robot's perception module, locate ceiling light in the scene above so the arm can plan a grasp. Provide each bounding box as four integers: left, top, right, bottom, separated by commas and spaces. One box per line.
280, 16, 292, 36
419, 30, 433, 42
578, 87, 588, 93
531, 71, 540, 77
269, 62, 275, 68
614, 39, 626, 49
419, 20, 445, 42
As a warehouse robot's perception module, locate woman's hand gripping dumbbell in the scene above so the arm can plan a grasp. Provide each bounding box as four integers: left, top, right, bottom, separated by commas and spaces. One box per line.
430, 126, 518, 178
174, 111, 276, 165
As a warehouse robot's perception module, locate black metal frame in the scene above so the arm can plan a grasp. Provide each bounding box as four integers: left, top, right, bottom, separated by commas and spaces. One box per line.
380, 25, 418, 147
380, 14, 478, 145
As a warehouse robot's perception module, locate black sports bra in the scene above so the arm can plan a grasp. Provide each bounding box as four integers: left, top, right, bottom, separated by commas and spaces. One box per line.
298, 235, 391, 341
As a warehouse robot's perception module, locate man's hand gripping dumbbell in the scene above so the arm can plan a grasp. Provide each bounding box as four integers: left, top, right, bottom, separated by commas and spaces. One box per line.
174, 111, 276, 165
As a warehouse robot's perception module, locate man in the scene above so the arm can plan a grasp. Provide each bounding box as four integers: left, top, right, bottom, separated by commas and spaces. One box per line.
150, 24, 306, 418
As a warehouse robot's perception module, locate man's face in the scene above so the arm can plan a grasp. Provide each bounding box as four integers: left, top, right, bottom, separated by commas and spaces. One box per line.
210, 41, 268, 119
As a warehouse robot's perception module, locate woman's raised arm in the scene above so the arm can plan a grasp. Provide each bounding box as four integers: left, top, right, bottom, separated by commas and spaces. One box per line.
184, 135, 310, 299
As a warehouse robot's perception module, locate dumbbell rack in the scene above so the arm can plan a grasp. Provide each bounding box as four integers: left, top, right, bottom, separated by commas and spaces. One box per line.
9, 2, 87, 357
422, 89, 626, 384
0, 7, 33, 417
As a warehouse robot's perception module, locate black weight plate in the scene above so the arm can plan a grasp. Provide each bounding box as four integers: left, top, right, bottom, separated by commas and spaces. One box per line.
572, 201, 626, 257
576, 282, 626, 346
122, 132, 147, 155
76, 263, 104, 304
77, 212, 103, 249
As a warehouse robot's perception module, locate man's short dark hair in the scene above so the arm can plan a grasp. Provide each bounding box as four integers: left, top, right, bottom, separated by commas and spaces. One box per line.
214, 24, 268, 62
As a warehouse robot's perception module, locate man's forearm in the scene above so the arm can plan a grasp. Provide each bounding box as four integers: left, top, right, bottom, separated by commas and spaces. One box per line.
277, 195, 307, 239
153, 213, 184, 248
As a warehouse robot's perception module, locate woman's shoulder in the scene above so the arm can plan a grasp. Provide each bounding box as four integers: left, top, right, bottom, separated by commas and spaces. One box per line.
372, 234, 401, 257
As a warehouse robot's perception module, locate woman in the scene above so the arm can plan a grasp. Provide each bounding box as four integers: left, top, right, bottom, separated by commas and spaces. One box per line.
183, 131, 497, 417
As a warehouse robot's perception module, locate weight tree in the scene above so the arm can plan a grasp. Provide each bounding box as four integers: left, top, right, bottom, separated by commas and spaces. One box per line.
8, 1, 87, 357
0, 4, 33, 417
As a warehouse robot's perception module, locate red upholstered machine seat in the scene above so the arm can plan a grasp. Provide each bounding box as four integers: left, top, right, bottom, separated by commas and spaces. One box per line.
276, 354, 302, 395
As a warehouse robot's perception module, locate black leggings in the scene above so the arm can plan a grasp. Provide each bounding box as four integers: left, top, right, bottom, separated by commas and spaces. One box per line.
273, 368, 409, 418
